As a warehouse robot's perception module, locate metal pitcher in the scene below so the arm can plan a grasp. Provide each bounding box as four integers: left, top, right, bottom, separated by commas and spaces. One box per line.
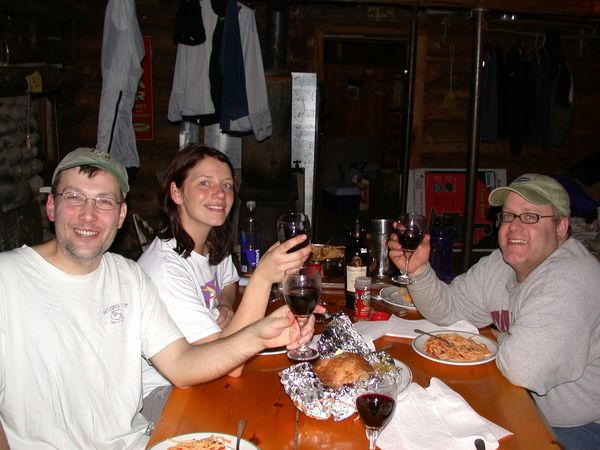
367, 218, 398, 278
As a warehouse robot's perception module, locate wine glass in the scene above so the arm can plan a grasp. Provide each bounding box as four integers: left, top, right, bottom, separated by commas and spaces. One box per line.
392, 213, 426, 285
356, 378, 398, 450
282, 266, 320, 361
277, 213, 311, 253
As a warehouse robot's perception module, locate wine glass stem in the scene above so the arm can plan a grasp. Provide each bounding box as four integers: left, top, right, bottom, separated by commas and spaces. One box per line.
404, 251, 412, 276
366, 429, 380, 450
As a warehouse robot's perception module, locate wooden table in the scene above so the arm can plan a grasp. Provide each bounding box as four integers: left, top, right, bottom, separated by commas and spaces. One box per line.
147, 287, 561, 449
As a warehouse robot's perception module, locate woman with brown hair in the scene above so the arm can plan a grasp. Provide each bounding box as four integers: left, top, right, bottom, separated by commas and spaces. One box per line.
137, 144, 310, 424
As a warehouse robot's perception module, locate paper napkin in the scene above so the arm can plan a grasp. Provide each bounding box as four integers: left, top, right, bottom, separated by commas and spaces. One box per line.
352, 317, 479, 348
377, 378, 512, 450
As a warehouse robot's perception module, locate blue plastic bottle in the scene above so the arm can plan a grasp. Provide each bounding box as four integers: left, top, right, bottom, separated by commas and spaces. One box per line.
429, 216, 454, 283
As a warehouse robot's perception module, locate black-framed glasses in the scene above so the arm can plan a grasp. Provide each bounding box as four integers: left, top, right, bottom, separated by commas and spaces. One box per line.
497, 211, 557, 225
54, 191, 122, 211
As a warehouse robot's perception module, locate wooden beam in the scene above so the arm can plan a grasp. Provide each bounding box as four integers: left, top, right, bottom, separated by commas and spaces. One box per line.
0, 66, 62, 98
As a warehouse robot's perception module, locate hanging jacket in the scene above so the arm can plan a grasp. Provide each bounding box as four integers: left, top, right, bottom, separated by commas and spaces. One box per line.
96, 0, 144, 168
167, 0, 271, 141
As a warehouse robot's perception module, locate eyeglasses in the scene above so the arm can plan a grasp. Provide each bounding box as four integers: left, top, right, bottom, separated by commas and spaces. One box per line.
497, 211, 557, 224
54, 191, 122, 211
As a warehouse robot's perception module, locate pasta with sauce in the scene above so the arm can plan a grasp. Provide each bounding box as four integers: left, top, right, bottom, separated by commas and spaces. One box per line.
423, 333, 492, 362
167, 435, 231, 450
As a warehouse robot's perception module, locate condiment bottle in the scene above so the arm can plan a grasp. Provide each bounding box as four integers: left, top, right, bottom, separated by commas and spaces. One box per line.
345, 217, 370, 308
354, 276, 371, 320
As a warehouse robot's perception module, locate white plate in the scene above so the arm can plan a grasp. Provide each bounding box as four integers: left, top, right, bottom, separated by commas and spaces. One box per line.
412, 330, 498, 366
379, 286, 416, 310
394, 358, 413, 394
148, 432, 259, 450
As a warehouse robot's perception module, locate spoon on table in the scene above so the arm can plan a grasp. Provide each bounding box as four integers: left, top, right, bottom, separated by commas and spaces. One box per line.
235, 418, 247, 450
414, 329, 455, 347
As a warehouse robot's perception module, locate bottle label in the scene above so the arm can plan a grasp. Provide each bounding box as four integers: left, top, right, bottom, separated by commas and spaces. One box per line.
346, 265, 367, 293
240, 231, 260, 275
354, 286, 370, 320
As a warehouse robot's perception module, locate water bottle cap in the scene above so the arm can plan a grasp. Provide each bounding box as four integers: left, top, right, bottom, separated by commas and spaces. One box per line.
246, 200, 256, 209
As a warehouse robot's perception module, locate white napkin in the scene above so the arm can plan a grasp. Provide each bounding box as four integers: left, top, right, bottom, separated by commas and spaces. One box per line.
378, 378, 512, 450
352, 317, 479, 347
385, 316, 479, 339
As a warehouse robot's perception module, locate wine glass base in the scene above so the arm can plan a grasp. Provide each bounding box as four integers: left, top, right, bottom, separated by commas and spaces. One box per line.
392, 275, 415, 285
287, 348, 319, 362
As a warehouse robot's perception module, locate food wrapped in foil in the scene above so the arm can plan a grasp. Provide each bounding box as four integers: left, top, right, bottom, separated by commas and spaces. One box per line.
279, 313, 403, 421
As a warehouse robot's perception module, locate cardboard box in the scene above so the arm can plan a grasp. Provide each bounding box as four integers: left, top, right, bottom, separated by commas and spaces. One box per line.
407, 169, 507, 249
322, 184, 360, 216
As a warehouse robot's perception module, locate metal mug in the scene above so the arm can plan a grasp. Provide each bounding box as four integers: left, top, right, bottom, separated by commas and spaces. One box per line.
367, 218, 398, 278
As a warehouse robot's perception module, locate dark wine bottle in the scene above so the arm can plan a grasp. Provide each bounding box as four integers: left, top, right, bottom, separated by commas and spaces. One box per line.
345, 217, 370, 308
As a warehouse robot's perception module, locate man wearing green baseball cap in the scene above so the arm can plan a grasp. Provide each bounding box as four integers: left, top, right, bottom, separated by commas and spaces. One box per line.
0, 147, 321, 448
389, 173, 600, 450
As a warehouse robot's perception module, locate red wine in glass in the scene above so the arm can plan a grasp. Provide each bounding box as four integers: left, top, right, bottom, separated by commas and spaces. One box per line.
397, 229, 424, 251
282, 266, 320, 361
392, 213, 427, 285
356, 393, 396, 429
356, 378, 397, 450
283, 287, 319, 316
277, 213, 311, 253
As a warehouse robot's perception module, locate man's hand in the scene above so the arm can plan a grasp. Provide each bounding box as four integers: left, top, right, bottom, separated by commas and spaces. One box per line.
255, 304, 326, 350
252, 234, 312, 285
389, 222, 431, 277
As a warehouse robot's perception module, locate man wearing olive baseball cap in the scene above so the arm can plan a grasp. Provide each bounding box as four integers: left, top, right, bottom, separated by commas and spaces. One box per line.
40, 147, 130, 197
0, 147, 321, 448
388, 173, 600, 449
488, 173, 571, 217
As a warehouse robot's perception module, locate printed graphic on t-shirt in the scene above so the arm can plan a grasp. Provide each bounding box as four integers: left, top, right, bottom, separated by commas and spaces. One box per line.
200, 276, 222, 308
102, 303, 129, 324
490, 309, 510, 332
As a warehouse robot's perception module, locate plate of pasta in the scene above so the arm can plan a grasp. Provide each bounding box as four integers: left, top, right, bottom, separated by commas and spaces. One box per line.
148, 432, 259, 450
412, 331, 498, 366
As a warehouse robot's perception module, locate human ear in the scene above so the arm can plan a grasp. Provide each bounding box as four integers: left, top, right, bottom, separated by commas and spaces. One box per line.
170, 182, 184, 205
45, 194, 56, 222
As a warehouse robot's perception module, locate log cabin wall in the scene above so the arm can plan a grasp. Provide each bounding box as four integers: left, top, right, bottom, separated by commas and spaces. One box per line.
2, 1, 599, 254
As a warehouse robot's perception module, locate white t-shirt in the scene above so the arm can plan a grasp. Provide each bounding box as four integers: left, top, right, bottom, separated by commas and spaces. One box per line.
137, 237, 239, 398
0, 246, 183, 449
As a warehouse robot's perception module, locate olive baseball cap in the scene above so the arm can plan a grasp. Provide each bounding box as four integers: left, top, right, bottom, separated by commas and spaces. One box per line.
42, 148, 130, 196
488, 173, 570, 217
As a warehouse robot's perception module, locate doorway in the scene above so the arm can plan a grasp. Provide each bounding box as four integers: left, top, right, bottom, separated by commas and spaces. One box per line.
314, 36, 408, 244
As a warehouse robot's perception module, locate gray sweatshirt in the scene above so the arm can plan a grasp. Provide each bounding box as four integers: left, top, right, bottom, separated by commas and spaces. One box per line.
409, 238, 600, 427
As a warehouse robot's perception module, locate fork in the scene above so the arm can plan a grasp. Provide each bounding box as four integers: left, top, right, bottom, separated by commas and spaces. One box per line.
414, 329, 455, 347
235, 418, 247, 450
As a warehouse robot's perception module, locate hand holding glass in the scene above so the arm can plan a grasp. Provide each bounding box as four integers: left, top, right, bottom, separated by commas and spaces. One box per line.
282, 266, 320, 361
392, 213, 426, 285
356, 378, 398, 450
277, 213, 311, 253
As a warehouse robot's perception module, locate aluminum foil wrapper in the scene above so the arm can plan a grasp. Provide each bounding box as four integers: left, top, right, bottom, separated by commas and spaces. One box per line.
279, 313, 402, 421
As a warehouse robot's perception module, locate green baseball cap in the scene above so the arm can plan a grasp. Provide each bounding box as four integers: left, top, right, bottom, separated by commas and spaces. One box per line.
42, 148, 130, 196
488, 173, 570, 217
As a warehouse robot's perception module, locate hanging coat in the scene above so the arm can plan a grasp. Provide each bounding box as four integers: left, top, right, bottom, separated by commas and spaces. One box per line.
168, 0, 271, 141
96, 0, 144, 168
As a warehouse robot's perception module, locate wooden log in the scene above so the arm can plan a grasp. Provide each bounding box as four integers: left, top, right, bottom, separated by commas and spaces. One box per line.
27, 174, 44, 194
0, 66, 62, 98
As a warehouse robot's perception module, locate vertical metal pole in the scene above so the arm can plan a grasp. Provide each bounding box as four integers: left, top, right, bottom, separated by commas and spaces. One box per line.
462, 5, 486, 272
400, 8, 418, 213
